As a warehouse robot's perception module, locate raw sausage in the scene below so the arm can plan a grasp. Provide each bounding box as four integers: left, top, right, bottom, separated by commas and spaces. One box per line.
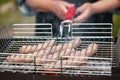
86, 43, 98, 56
19, 39, 56, 53
35, 48, 75, 65
19, 38, 81, 54
41, 43, 98, 70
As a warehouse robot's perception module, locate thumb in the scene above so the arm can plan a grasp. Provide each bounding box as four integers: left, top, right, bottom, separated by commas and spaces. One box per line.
62, 2, 75, 14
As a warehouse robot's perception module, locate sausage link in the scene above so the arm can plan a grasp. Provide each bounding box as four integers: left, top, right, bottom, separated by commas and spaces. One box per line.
35, 48, 75, 65
19, 39, 56, 53
86, 43, 98, 57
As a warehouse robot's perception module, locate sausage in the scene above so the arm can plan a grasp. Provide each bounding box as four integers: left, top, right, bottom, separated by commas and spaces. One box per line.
14, 55, 22, 63
19, 54, 37, 63
6, 53, 34, 63
19, 38, 81, 54
86, 43, 98, 57
6, 54, 22, 63
19, 39, 56, 53
34, 45, 56, 58
67, 45, 98, 66
35, 47, 53, 65
42, 60, 69, 70
42, 45, 98, 70
45, 38, 81, 54
42, 39, 56, 49
68, 50, 87, 66
45, 45, 59, 54
7, 39, 98, 71
19, 44, 42, 53
19, 49, 75, 65
10, 46, 55, 64
32, 45, 76, 63
35, 47, 55, 65
35, 38, 81, 55
35, 48, 75, 65
35, 56, 53, 65
32, 50, 45, 57
49, 48, 75, 60
57, 38, 82, 50
23, 54, 34, 63
6, 54, 15, 63
70, 38, 82, 49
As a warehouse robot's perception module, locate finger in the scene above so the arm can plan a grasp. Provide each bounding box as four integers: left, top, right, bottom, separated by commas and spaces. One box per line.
60, 5, 68, 16
75, 3, 90, 14
64, 1, 75, 8
73, 9, 90, 23
63, 2, 75, 13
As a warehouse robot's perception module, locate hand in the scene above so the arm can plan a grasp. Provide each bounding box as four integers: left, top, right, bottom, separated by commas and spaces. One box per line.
73, 3, 93, 23
51, 1, 75, 20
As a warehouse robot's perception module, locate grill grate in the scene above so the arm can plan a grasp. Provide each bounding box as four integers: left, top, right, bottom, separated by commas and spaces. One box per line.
0, 23, 114, 76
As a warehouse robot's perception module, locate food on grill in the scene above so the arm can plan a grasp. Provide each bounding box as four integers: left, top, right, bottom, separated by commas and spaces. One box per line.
68, 49, 88, 66
46, 38, 81, 54
6, 54, 31, 63
70, 37, 82, 48
42, 44, 98, 70
58, 37, 82, 49
19, 38, 81, 54
6, 43, 98, 63
49, 48, 75, 59
87, 43, 98, 56
19, 39, 56, 53
6, 54, 14, 63
35, 48, 75, 65
7, 48, 75, 64
6, 38, 98, 71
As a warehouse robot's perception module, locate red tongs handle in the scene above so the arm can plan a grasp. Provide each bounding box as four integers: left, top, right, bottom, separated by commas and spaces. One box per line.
64, 5, 76, 20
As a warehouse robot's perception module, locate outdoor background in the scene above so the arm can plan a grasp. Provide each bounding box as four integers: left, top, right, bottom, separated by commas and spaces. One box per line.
0, 0, 120, 37
0, 0, 35, 26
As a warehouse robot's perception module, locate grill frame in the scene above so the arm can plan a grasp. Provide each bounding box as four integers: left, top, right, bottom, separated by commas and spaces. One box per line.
0, 23, 115, 77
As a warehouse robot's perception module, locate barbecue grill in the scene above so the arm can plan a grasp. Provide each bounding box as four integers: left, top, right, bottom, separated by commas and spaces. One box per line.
0, 22, 120, 80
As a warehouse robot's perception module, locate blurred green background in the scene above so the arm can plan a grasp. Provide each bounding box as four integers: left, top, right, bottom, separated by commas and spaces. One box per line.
0, 0, 120, 37
0, 0, 35, 26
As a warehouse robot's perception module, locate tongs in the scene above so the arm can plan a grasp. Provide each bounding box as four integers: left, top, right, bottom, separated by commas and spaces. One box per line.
60, 5, 76, 37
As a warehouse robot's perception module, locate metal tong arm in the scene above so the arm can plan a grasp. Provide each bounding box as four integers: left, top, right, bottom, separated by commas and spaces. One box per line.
59, 5, 75, 37
60, 20, 73, 37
